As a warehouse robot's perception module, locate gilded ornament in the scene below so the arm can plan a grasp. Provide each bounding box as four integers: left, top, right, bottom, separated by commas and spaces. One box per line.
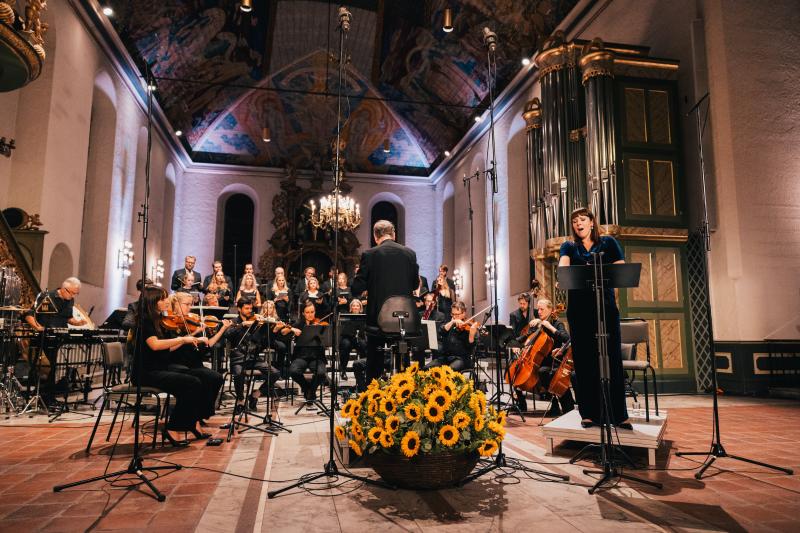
0, 2, 15, 25
32, 42, 45, 61
522, 97, 542, 130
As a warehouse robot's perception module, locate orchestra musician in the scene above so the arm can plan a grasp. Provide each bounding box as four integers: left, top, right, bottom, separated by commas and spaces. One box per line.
237, 273, 262, 309
266, 273, 293, 322
259, 299, 291, 377
286, 302, 328, 402
202, 260, 232, 291
225, 299, 282, 413
133, 285, 212, 446
351, 220, 419, 383
22, 277, 88, 399
338, 298, 366, 380
165, 292, 229, 423
298, 277, 330, 319
434, 264, 456, 316
426, 300, 477, 372
528, 298, 574, 416
171, 256, 201, 292
204, 271, 233, 308
558, 207, 631, 429
414, 291, 445, 366
509, 293, 536, 342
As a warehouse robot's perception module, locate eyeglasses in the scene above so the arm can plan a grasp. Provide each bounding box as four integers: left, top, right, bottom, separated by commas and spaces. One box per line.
63, 287, 79, 297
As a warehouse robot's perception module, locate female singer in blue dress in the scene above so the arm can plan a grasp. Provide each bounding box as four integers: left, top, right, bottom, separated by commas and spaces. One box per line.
558, 207, 632, 429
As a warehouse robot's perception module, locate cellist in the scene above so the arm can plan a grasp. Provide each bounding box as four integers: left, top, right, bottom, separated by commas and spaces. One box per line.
530, 299, 574, 416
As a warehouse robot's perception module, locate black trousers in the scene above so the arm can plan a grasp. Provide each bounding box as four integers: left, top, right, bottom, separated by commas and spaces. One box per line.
339, 335, 366, 375
365, 334, 387, 384
140, 369, 204, 431
231, 360, 280, 400
167, 364, 223, 419
426, 355, 470, 372
289, 354, 327, 399
538, 365, 575, 413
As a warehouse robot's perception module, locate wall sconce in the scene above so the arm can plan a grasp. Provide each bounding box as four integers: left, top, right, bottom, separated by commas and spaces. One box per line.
484, 255, 496, 287
0, 137, 15, 158
240, 0, 253, 13
383, 138, 390, 153
442, 7, 454, 32
453, 268, 463, 299
117, 241, 134, 277
151, 259, 165, 286
262, 126, 271, 143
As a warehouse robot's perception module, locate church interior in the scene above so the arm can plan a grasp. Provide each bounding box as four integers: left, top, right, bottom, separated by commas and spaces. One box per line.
1, 0, 799, 531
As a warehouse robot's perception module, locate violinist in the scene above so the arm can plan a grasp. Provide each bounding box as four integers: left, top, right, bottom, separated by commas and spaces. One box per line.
237, 273, 262, 309
133, 286, 212, 446
529, 298, 574, 416
225, 299, 281, 414
559, 207, 631, 429
287, 302, 328, 402
426, 301, 477, 372
434, 264, 456, 315
298, 277, 330, 319
338, 299, 366, 380
260, 299, 291, 375
266, 274, 293, 321
205, 271, 232, 308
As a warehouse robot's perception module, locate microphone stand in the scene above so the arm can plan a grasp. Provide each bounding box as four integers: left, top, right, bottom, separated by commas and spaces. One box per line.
463, 171, 479, 316
674, 93, 793, 478
54, 67, 180, 501
268, 5, 392, 498
461, 28, 567, 486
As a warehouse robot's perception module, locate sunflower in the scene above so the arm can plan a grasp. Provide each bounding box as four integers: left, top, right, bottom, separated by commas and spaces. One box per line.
488, 421, 506, 441
428, 390, 452, 411
478, 439, 499, 457
367, 379, 380, 390
453, 411, 471, 429
468, 393, 480, 413
373, 416, 384, 429
367, 400, 378, 417
385, 415, 400, 433
368, 427, 383, 444
392, 374, 411, 388
401, 431, 421, 458
407, 361, 420, 375
452, 372, 466, 384
440, 379, 457, 399
430, 367, 446, 382
380, 396, 397, 415
404, 403, 421, 421
367, 389, 383, 403
351, 421, 364, 442
474, 415, 485, 431
349, 439, 363, 456
356, 391, 368, 404
334, 425, 346, 441
379, 431, 394, 448
422, 383, 437, 399
476, 392, 487, 413
395, 385, 413, 404
340, 400, 355, 418
496, 410, 507, 426
424, 403, 444, 423
351, 401, 362, 418
438, 424, 459, 447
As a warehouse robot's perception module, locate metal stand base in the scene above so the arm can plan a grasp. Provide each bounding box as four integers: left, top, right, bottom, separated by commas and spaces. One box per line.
267, 459, 392, 498
459, 451, 568, 486
570, 442, 637, 469
583, 463, 662, 495
676, 442, 794, 480
19, 392, 49, 416
53, 456, 181, 502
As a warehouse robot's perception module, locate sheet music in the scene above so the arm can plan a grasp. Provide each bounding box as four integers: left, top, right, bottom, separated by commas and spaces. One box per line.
421, 319, 438, 351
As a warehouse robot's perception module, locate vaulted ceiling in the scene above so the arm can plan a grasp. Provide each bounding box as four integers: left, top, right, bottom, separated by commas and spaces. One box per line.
105, 0, 578, 176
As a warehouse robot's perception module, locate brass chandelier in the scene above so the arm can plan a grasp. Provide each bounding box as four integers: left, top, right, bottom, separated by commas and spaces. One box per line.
309, 189, 361, 232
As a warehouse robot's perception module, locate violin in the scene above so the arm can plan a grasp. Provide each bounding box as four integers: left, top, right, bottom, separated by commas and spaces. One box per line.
455, 319, 480, 331
161, 312, 222, 334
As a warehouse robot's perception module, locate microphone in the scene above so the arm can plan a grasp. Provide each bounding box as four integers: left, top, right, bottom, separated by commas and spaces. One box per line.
482, 27, 497, 52
686, 92, 709, 116
88, 305, 95, 317
338, 6, 352, 33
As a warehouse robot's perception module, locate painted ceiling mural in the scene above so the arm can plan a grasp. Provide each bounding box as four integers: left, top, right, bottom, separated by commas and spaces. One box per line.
106, 0, 578, 175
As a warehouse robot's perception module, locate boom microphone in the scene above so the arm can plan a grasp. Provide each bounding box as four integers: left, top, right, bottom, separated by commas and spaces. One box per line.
482, 27, 497, 52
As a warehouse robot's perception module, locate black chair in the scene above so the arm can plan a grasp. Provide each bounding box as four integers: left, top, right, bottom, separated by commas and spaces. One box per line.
620, 318, 659, 422
374, 296, 421, 374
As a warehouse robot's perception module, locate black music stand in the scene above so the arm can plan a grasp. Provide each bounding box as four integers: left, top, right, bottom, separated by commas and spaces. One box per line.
558, 261, 662, 494
486, 323, 526, 421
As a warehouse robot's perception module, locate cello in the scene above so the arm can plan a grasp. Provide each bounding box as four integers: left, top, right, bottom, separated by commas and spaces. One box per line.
547, 342, 574, 398
505, 303, 564, 392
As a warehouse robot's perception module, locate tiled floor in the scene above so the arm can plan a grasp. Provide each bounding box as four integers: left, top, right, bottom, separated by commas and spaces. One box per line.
0, 394, 798, 532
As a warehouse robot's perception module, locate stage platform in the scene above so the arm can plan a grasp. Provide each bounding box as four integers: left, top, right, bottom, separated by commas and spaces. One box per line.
542, 408, 668, 466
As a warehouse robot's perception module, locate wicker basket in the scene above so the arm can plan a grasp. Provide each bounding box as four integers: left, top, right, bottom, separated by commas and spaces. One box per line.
367, 450, 480, 490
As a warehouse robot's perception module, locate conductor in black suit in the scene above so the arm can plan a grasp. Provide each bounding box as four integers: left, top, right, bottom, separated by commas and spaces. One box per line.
351, 220, 419, 383
171, 255, 202, 292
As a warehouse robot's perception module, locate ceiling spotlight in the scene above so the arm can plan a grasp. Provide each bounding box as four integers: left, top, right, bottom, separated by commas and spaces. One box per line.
444, 150, 451, 157
442, 7, 454, 32
474, 116, 482, 123
240, 0, 252, 13
521, 57, 531, 66
383, 139, 390, 153
262, 127, 271, 143
175, 130, 183, 137
102, 6, 114, 17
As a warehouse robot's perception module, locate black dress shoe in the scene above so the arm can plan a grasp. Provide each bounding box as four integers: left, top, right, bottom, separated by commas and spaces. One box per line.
248, 395, 258, 411
234, 404, 245, 415
580, 419, 596, 428
162, 430, 190, 447
189, 428, 211, 440
616, 421, 633, 430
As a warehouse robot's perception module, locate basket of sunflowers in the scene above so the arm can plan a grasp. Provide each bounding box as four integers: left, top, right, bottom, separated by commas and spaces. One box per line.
335, 362, 508, 490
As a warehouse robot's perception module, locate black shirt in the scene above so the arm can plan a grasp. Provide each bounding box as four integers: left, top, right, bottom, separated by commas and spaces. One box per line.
136, 320, 169, 375
439, 324, 474, 359
26, 290, 73, 329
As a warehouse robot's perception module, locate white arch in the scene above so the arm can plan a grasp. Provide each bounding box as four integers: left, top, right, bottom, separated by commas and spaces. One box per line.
93, 70, 117, 110
215, 183, 261, 270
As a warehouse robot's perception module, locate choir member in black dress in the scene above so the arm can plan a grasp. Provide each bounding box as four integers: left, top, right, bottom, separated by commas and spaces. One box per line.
204, 271, 233, 308
202, 260, 233, 291
433, 264, 456, 316
338, 299, 366, 380
558, 207, 631, 429
166, 292, 229, 423
225, 299, 281, 413
287, 302, 328, 401
332, 272, 352, 314
293, 266, 316, 305
133, 286, 211, 445
266, 274, 293, 321
530, 298, 574, 415
298, 277, 330, 319
426, 301, 478, 372
237, 273, 262, 309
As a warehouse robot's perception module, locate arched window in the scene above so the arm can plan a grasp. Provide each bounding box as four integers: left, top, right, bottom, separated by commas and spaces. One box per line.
48, 243, 74, 289
442, 183, 455, 271
370, 201, 400, 246
222, 194, 255, 286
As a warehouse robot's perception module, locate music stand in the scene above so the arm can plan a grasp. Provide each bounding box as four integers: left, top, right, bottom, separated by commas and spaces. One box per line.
558, 261, 662, 494
483, 323, 526, 420
293, 324, 332, 416
20, 290, 58, 416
